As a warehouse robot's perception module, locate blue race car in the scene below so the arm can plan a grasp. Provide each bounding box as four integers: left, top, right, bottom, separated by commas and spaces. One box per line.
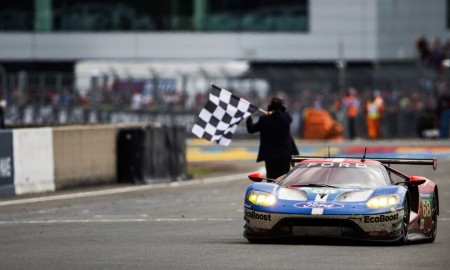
243, 156, 439, 244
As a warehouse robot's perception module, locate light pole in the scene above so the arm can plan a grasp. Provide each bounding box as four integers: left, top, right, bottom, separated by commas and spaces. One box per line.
337, 35, 347, 93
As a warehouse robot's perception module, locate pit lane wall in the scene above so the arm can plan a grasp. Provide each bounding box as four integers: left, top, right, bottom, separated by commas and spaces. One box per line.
53, 125, 117, 190
0, 124, 186, 197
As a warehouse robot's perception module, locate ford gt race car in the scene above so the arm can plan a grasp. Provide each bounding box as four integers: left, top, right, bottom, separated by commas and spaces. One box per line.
243, 156, 439, 244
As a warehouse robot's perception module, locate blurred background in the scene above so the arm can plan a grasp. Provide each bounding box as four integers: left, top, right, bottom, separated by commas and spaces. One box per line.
1, 0, 449, 140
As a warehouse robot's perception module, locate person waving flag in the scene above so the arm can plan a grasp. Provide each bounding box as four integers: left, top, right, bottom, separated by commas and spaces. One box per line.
192, 84, 260, 146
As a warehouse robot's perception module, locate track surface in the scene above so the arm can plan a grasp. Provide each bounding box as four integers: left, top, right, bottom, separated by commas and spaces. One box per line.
1, 140, 450, 269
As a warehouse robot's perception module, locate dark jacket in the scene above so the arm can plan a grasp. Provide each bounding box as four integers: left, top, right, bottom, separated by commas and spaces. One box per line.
246, 111, 299, 162
436, 93, 450, 118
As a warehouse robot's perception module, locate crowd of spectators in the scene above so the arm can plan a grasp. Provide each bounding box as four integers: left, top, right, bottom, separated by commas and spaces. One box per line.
414, 36, 450, 139
3, 35, 450, 138
415, 36, 450, 74
4, 75, 448, 139
269, 86, 440, 139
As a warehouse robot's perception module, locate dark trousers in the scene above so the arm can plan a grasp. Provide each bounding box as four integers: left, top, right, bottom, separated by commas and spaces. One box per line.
265, 158, 291, 179
348, 117, 356, 139
0, 108, 4, 129
439, 109, 450, 139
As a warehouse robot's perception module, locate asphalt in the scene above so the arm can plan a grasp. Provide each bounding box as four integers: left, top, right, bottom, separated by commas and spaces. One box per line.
0, 139, 449, 269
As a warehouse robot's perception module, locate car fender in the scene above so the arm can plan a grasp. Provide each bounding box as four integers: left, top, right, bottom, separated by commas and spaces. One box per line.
245, 182, 279, 195
370, 186, 407, 205
418, 179, 439, 216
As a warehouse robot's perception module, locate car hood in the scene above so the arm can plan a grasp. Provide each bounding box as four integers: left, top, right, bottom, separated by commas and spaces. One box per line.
245, 182, 406, 215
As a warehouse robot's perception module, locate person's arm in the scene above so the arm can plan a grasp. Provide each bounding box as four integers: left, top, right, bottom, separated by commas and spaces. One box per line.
246, 115, 262, 134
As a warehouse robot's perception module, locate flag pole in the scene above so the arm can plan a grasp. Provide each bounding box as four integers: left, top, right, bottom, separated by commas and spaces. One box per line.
258, 108, 268, 115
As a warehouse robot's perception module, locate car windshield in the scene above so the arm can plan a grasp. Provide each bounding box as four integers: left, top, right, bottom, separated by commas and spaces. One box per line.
279, 162, 389, 188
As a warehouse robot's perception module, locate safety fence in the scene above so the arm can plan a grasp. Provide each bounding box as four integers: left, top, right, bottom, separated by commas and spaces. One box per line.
3, 105, 198, 128
0, 61, 445, 140
0, 124, 187, 197
2, 104, 436, 139
338, 110, 433, 139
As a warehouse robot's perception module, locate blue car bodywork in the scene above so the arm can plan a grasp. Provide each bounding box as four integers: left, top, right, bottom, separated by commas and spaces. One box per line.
243, 156, 438, 244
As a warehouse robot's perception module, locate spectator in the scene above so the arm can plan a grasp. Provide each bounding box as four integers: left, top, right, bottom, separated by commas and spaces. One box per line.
364, 91, 384, 139
429, 37, 444, 72
436, 90, 450, 139
246, 97, 299, 179
0, 91, 5, 129
58, 87, 73, 107
443, 38, 450, 62
342, 87, 360, 139
415, 35, 430, 67
374, 89, 384, 108
131, 90, 143, 110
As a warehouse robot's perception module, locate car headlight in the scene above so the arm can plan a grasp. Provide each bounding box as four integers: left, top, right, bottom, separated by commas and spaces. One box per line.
247, 191, 277, 206
366, 194, 400, 209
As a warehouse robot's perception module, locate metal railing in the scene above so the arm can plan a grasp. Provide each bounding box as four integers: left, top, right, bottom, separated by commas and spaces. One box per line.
0, 63, 446, 140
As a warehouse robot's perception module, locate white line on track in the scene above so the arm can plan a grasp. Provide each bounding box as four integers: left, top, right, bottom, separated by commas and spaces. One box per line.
0, 217, 447, 225
0, 218, 237, 225
0, 169, 264, 207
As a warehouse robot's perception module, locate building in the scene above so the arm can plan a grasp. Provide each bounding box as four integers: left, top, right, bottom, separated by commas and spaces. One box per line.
0, 0, 449, 99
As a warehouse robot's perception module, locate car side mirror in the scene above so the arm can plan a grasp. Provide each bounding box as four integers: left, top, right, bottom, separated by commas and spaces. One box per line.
248, 172, 265, 182
409, 175, 427, 186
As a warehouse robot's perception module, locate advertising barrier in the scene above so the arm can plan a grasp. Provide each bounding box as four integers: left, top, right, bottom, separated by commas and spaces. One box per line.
0, 130, 14, 196
117, 127, 146, 184
166, 126, 187, 180
117, 125, 187, 184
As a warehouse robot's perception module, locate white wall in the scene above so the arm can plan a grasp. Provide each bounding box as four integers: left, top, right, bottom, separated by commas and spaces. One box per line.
13, 128, 55, 195
0, 0, 448, 62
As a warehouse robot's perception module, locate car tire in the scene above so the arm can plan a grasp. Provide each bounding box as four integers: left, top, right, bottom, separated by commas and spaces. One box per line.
246, 237, 267, 244
425, 191, 438, 243
398, 197, 410, 245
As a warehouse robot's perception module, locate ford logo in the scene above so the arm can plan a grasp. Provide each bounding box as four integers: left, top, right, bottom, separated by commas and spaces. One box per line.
294, 202, 344, 209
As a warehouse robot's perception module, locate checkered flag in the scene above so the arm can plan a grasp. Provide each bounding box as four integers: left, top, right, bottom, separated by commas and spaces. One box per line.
192, 85, 258, 146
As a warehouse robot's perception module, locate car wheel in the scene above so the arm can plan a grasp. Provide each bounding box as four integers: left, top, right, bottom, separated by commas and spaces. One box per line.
398, 197, 410, 245
425, 192, 438, 243
246, 237, 268, 244
244, 231, 269, 244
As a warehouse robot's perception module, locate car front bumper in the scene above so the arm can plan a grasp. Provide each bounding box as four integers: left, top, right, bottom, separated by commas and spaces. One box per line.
244, 208, 405, 241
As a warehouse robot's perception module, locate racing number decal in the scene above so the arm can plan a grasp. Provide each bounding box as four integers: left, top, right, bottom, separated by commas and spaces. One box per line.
421, 198, 433, 219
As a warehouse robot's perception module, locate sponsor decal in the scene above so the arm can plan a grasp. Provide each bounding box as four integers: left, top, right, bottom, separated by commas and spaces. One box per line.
245, 210, 272, 221
294, 202, 344, 209
421, 198, 433, 219
0, 157, 12, 178
305, 163, 369, 168
419, 193, 432, 199
309, 188, 338, 194
364, 213, 399, 223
